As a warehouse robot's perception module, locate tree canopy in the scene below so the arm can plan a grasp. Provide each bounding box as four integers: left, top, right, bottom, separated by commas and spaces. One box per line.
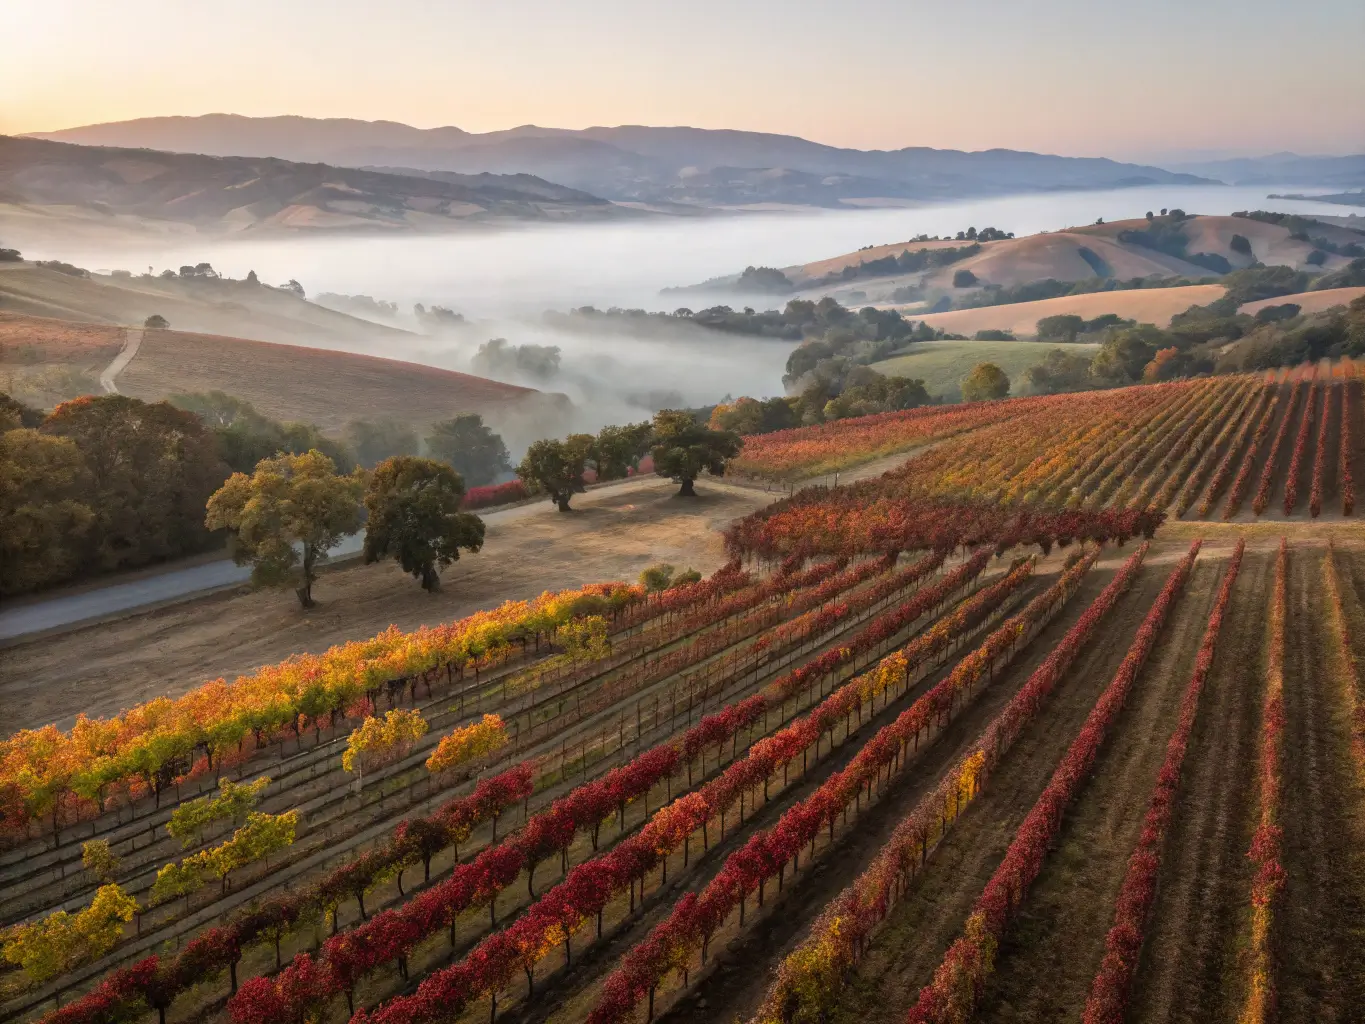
960, 362, 1011, 402
362, 456, 485, 591
0, 429, 93, 595
205, 450, 363, 607
517, 434, 595, 511
344, 418, 419, 469
425, 414, 511, 487
650, 410, 742, 496
591, 421, 653, 481
170, 391, 355, 474
43, 395, 226, 573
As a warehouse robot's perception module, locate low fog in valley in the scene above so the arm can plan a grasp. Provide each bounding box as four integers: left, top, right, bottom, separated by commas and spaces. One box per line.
7, 183, 1353, 441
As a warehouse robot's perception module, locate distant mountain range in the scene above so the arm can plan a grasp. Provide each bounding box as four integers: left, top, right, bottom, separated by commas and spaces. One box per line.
29, 114, 1213, 209
0, 135, 622, 232
1167, 152, 1365, 188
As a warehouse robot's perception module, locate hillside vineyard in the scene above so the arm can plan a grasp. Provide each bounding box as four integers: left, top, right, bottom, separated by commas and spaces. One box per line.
4, 364, 1365, 1024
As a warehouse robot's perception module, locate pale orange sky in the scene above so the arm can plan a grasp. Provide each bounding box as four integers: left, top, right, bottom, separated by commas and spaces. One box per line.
5, 0, 1363, 160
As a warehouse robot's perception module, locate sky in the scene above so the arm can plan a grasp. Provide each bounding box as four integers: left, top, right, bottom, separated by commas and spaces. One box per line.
4, 0, 1363, 161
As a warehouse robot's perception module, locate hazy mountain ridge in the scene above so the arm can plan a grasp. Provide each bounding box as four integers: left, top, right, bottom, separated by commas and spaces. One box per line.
1168, 152, 1365, 187
31, 114, 1214, 209
0, 134, 623, 234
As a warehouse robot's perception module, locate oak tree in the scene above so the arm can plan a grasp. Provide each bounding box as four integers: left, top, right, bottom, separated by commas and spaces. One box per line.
517, 434, 595, 511
205, 450, 363, 608
649, 410, 742, 496
960, 362, 1011, 402
425, 414, 511, 487
362, 456, 485, 591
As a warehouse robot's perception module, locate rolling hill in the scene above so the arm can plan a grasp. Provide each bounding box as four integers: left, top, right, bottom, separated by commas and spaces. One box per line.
0, 135, 624, 235
887, 285, 1228, 337
29, 114, 1212, 210
0, 311, 566, 439
680, 213, 1365, 307
0, 259, 417, 350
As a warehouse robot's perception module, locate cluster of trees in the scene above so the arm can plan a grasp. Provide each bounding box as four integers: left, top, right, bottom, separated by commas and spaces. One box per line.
517, 409, 740, 508
1036, 312, 1136, 342
471, 337, 562, 382
206, 448, 486, 605
550, 300, 824, 341
2, 389, 516, 599
735, 266, 794, 293
314, 293, 401, 319
1, 394, 229, 596
413, 303, 466, 331
169, 392, 512, 485
1233, 211, 1365, 259
1020, 288, 1365, 393
170, 392, 355, 472
708, 367, 933, 436
781, 298, 940, 388
812, 242, 982, 287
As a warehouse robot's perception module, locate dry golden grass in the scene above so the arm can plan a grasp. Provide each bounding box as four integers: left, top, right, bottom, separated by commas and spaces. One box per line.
792, 238, 999, 280
887, 284, 1226, 337
0, 263, 414, 349
1241, 287, 1365, 317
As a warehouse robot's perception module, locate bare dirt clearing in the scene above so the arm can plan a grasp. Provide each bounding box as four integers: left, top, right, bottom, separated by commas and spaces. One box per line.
0, 478, 769, 732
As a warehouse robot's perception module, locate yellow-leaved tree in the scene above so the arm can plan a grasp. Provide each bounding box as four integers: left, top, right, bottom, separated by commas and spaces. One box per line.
2, 884, 138, 984
166, 775, 271, 848
205, 450, 364, 608
426, 714, 509, 775
343, 709, 429, 790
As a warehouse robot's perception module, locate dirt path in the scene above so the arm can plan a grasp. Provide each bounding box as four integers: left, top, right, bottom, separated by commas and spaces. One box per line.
0, 479, 770, 731
98, 325, 142, 393
1127, 549, 1271, 1024
973, 556, 1225, 1022
803, 547, 1192, 1024
1271, 544, 1365, 1021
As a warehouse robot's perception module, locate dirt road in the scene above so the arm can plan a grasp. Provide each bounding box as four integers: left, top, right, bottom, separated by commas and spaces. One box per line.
0, 477, 770, 731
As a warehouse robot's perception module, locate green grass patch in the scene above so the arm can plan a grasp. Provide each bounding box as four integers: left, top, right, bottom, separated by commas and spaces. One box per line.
870, 339, 1099, 401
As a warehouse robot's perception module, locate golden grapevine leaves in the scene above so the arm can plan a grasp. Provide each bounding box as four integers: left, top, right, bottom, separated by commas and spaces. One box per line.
425, 715, 509, 775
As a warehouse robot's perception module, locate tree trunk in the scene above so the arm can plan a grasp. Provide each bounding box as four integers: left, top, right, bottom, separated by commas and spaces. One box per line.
297, 546, 318, 607
678, 477, 697, 497
421, 564, 441, 592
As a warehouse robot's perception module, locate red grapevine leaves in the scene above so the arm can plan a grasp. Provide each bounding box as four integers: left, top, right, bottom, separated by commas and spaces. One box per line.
905, 539, 1201, 1024
1082, 540, 1243, 1024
